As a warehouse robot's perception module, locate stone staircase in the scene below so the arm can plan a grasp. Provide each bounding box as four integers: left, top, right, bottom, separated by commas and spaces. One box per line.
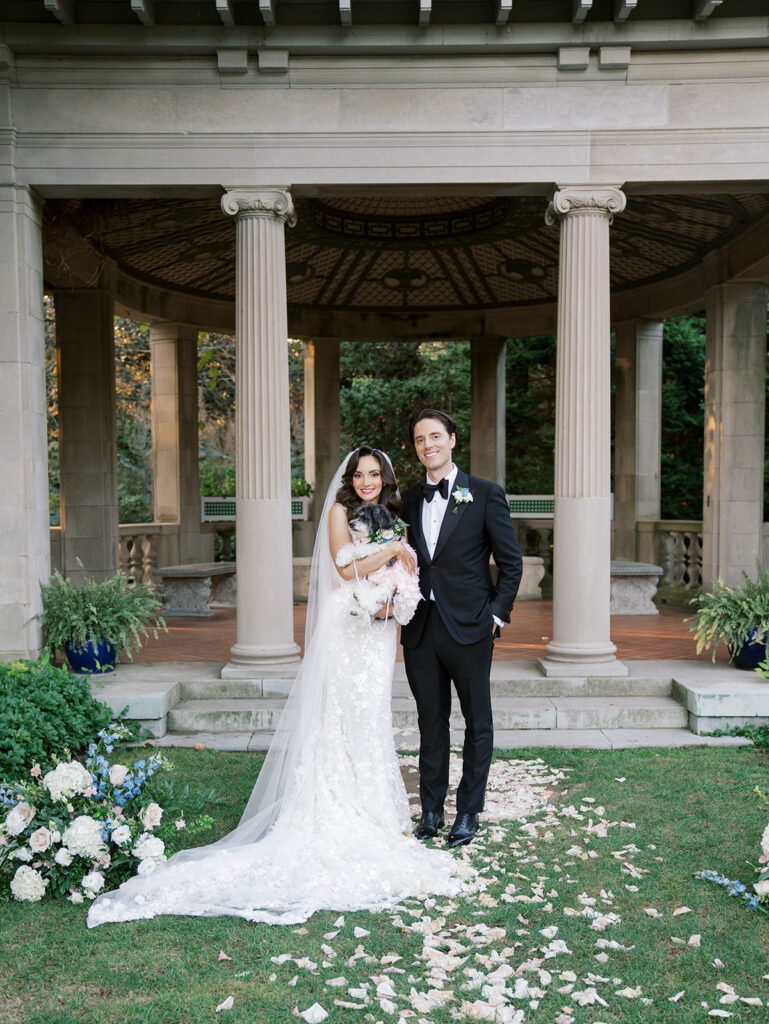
97, 660, 759, 751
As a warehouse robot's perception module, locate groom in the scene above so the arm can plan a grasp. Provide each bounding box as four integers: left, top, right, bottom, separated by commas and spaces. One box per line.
401, 409, 522, 848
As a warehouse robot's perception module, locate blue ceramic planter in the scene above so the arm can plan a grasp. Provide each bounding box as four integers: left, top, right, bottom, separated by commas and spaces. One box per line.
732, 628, 767, 671
64, 638, 117, 674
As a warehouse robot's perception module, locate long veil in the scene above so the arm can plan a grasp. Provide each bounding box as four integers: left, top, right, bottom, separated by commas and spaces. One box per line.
92, 454, 356, 895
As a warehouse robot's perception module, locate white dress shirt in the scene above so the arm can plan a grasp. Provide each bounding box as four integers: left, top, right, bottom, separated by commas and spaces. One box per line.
421, 464, 458, 559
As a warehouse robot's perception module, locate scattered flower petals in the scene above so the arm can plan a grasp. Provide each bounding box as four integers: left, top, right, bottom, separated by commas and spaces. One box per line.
217, 951, 232, 961
644, 907, 661, 918
669, 991, 685, 1003
298, 1003, 328, 1024
673, 906, 692, 916
688, 934, 702, 947
354, 926, 370, 938
215, 996, 234, 1012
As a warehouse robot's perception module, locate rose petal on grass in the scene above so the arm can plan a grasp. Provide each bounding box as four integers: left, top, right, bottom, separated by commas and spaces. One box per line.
354, 926, 370, 938
193, 742, 206, 751
688, 934, 702, 947
740, 997, 764, 1007
215, 996, 234, 1012
713, 959, 725, 968
298, 1003, 328, 1024
217, 950, 232, 961
325, 977, 347, 988
644, 907, 661, 917
288, 976, 298, 987
672, 906, 692, 916
668, 991, 685, 1003
707, 1011, 732, 1018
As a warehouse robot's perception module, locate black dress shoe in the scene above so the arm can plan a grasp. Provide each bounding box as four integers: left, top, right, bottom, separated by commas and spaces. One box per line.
414, 810, 444, 840
447, 812, 479, 848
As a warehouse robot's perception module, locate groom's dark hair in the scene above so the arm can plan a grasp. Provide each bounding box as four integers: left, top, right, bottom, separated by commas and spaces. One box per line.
408, 408, 457, 446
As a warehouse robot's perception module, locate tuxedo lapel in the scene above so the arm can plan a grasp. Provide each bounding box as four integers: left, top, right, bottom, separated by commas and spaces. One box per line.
407, 491, 430, 563
432, 469, 470, 562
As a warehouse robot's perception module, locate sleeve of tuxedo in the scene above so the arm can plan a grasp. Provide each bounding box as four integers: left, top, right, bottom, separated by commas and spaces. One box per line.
485, 482, 523, 623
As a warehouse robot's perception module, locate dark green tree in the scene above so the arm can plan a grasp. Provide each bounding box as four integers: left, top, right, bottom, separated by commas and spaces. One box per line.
660, 316, 706, 520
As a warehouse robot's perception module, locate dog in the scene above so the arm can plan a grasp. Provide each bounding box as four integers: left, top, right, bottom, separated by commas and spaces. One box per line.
335, 504, 421, 625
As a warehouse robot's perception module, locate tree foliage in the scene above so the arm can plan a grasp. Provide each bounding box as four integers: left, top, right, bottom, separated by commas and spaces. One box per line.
660, 316, 706, 520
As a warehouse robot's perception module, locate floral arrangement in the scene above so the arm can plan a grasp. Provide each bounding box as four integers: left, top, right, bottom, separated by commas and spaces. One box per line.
452, 486, 473, 513
0, 724, 212, 904
368, 519, 406, 546
696, 787, 769, 916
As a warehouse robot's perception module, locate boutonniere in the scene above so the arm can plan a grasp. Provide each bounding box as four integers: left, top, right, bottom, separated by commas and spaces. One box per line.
452, 487, 473, 513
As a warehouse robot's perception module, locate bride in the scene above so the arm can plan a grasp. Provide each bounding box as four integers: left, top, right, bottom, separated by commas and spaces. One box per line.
88, 447, 469, 927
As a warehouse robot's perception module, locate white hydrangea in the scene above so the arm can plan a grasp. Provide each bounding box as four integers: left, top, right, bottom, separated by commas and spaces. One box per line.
111, 824, 131, 847
62, 815, 107, 859
68, 891, 84, 904
137, 856, 166, 877
81, 870, 105, 895
761, 822, 769, 856
12, 847, 33, 863
10, 865, 48, 902
132, 833, 165, 861
54, 847, 73, 867
4, 801, 36, 836
43, 761, 94, 802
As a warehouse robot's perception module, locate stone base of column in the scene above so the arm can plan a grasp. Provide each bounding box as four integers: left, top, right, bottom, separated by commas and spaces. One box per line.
538, 643, 628, 677
222, 641, 301, 674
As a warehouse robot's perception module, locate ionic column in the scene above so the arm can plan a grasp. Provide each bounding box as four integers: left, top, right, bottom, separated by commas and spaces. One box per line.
55, 284, 119, 583
702, 282, 768, 588
613, 319, 663, 561
541, 185, 628, 676
303, 337, 341, 528
0, 186, 49, 660
470, 336, 506, 487
150, 322, 202, 564
220, 188, 300, 670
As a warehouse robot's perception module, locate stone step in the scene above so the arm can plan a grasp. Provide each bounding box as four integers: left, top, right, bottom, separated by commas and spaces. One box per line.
167, 694, 687, 735
178, 673, 673, 701
152, 728, 751, 753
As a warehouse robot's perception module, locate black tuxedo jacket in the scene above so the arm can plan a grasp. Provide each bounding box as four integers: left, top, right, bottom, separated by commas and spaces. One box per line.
400, 469, 523, 647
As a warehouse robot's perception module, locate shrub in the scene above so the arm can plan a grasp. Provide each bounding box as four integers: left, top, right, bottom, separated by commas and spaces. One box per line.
0, 658, 113, 783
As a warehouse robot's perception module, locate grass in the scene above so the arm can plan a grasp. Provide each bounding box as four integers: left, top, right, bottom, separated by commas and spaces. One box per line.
1, 745, 767, 1024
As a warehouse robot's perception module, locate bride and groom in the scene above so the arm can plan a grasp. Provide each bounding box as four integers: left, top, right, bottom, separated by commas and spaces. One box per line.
88, 408, 522, 927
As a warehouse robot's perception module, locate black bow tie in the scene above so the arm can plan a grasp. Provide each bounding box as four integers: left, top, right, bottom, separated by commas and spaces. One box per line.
421, 478, 450, 502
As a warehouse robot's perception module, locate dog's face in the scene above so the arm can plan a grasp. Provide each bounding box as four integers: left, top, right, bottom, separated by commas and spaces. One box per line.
349, 502, 394, 540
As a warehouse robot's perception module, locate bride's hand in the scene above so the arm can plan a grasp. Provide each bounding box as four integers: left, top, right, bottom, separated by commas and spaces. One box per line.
394, 541, 417, 574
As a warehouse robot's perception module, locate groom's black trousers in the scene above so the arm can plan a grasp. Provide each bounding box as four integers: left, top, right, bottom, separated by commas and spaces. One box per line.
403, 602, 494, 816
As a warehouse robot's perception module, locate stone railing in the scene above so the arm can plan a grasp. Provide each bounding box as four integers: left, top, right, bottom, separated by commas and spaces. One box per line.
637, 520, 702, 591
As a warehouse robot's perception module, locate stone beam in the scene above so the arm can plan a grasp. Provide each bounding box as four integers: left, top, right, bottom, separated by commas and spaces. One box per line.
496, 0, 513, 26
613, 0, 637, 21
572, 0, 593, 24
259, 0, 276, 27
216, 0, 235, 26
130, 0, 155, 27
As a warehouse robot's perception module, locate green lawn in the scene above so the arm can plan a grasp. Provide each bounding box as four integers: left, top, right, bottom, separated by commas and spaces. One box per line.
1, 746, 767, 1024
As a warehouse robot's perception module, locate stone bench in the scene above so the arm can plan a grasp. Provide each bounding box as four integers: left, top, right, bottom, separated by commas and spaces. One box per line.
155, 562, 236, 617
610, 560, 663, 615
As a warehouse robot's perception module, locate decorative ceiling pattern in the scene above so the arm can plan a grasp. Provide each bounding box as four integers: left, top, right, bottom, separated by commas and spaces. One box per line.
44, 192, 769, 314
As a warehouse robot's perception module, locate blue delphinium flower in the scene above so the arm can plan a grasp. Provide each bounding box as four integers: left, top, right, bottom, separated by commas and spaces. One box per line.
696, 869, 762, 913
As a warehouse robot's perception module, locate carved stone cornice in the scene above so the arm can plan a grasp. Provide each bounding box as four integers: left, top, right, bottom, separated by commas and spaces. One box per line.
545, 185, 626, 226
220, 188, 296, 227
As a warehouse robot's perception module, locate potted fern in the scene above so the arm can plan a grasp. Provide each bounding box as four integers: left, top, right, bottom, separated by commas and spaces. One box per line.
688, 564, 769, 669
38, 568, 167, 673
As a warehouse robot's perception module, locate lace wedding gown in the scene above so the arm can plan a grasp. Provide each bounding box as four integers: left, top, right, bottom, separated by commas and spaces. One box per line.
88, 580, 468, 928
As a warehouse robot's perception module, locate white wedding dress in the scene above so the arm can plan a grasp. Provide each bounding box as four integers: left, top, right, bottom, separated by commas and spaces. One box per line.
88, 457, 468, 928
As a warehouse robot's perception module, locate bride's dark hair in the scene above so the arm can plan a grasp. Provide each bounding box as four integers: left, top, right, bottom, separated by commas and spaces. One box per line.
335, 447, 404, 520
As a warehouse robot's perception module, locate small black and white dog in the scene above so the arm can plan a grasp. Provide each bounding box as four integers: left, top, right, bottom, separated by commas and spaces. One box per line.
335, 504, 421, 625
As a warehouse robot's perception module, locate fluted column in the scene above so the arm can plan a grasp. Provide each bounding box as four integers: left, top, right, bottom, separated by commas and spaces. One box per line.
702, 282, 768, 589
541, 185, 628, 676
0, 186, 48, 660
470, 336, 506, 487
614, 319, 663, 561
150, 322, 202, 564
220, 188, 300, 670
55, 285, 119, 583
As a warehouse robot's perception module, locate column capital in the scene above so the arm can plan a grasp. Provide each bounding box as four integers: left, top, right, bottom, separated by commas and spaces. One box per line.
545, 185, 626, 226
220, 187, 296, 227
